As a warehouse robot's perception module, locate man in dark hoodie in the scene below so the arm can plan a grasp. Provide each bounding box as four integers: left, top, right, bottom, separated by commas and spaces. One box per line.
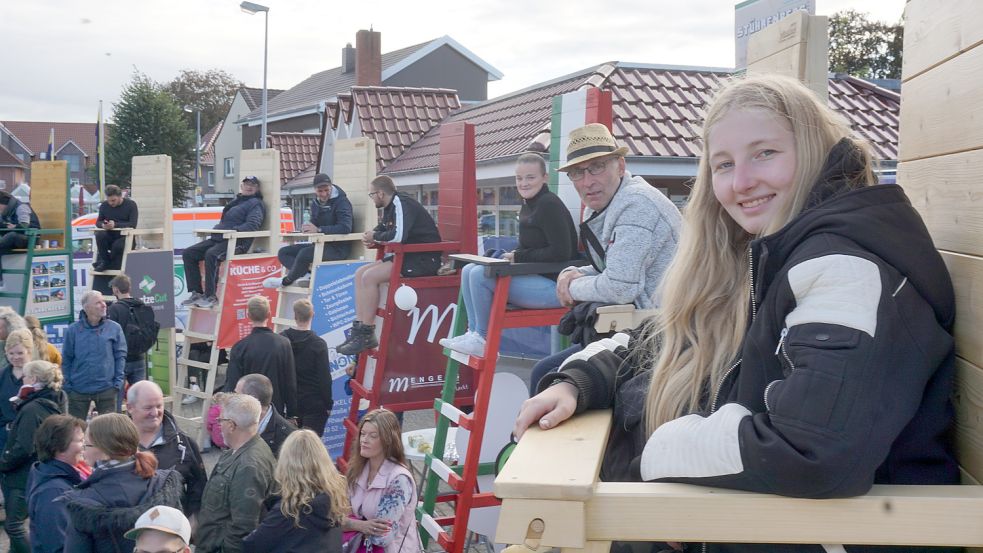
93, 185, 139, 271
223, 295, 297, 418
107, 274, 154, 403
0, 190, 41, 289
128, 380, 207, 517
280, 299, 332, 435
181, 176, 266, 309
264, 173, 353, 289
235, 374, 296, 457
27, 415, 86, 553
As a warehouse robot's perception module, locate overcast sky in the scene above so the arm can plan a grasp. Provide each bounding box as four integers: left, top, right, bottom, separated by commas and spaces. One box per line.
0, 0, 905, 124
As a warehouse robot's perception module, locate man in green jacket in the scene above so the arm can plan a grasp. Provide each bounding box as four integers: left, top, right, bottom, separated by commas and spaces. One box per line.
195, 394, 275, 553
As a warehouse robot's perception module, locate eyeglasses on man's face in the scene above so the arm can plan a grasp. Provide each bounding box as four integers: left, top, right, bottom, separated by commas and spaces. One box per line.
367, 190, 381, 197
567, 158, 612, 181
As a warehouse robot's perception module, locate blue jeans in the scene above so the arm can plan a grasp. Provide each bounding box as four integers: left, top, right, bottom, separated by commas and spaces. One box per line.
529, 344, 583, 396
119, 358, 147, 410
460, 263, 562, 338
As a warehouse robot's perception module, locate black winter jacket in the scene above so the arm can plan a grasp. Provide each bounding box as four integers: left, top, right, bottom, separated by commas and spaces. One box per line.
0, 197, 41, 231
260, 407, 298, 458
212, 192, 266, 249
28, 459, 83, 553
225, 326, 297, 417
62, 462, 184, 553
96, 197, 138, 230
544, 141, 959, 553
142, 410, 207, 514
0, 386, 66, 488
107, 296, 151, 362
513, 186, 579, 279
281, 328, 333, 414
243, 492, 342, 553
311, 185, 354, 259
373, 192, 441, 265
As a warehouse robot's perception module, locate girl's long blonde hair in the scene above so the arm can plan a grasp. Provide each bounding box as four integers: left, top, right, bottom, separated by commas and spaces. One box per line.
24, 316, 51, 362
644, 75, 875, 434
276, 429, 350, 526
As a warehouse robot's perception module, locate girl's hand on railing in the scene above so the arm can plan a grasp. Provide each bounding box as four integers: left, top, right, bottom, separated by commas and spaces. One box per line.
513, 381, 578, 440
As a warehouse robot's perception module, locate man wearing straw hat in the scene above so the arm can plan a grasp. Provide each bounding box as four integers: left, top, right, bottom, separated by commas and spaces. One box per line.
528, 123, 682, 393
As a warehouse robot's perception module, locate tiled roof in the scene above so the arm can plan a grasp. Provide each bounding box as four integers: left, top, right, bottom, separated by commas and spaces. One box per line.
347, 86, 461, 171
0, 144, 27, 168
386, 62, 901, 173
283, 163, 317, 190
241, 87, 285, 112
0, 121, 106, 159
200, 121, 223, 166
267, 132, 320, 184
241, 39, 432, 122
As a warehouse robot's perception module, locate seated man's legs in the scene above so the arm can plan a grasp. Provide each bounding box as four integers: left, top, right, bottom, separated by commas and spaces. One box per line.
181, 239, 214, 297
94, 230, 115, 267
202, 240, 229, 298
0, 232, 28, 283
108, 233, 126, 269
280, 243, 315, 285
529, 343, 583, 396
336, 260, 393, 355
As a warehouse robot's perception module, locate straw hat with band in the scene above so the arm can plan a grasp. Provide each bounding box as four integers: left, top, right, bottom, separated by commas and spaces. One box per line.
559, 123, 629, 172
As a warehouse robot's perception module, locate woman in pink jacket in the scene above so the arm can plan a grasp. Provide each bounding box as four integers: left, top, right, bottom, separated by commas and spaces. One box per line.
343, 408, 421, 553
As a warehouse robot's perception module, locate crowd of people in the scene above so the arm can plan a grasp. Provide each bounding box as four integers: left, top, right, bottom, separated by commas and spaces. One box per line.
0, 74, 959, 553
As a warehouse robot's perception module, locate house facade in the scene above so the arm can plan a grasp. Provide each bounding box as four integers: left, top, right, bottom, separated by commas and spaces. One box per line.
210, 87, 284, 204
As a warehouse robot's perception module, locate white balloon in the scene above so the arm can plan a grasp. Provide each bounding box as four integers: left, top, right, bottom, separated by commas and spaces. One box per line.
394, 284, 418, 311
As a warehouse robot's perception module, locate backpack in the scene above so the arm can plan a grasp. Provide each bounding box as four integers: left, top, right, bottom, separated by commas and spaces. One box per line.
123, 301, 160, 356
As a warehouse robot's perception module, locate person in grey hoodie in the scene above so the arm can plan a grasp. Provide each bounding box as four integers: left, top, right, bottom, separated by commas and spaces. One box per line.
529, 123, 682, 393
62, 290, 126, 421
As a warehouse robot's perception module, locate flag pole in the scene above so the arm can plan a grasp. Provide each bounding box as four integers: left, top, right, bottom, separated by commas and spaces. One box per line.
98, 100, 106, 195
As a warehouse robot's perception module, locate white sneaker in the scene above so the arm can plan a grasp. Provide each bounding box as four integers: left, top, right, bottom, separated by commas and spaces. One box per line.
181, 383, 201, 405
439, 331, 474, 349
262, 277, 283, 289
449, 333, 486, 357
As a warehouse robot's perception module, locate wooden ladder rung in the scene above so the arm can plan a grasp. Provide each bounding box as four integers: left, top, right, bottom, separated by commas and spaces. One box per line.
280, 285, 310, 294
182, 330, 217, 341
172, 386, 208, 399
176, 358, 211, 370
271, 317, 296, 327
91, 269, 123, 276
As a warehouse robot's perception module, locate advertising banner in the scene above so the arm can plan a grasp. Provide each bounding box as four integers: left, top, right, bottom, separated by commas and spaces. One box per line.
310, 261, 367, 459
376, 285, 472, 405
217, 256, 280, 349
26, 255, 72, 319
124, 250, 176, 328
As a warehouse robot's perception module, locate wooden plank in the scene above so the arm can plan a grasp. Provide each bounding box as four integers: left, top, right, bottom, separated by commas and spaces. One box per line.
239, 148, 281, 253
29, 161, 68, 245
333, 138, 376, 260
902, 0, 983, 81
955, 357, 983, 484
746, 11, 829, 101
130, 154, 173, 249
941, 251, 983, 368
495, 498, 585, 549
899, 149, 983, 257
495, 410, 611, 501
898, 44, 983, 162
583, 483, 983, 546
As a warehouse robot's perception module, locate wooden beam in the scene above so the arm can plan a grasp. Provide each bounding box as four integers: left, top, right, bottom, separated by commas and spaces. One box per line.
902, 0, 983, 82
941, 251, 983, 368
746, 11, 829, 101
955, 357, 983, 484
495, 499, 586, 549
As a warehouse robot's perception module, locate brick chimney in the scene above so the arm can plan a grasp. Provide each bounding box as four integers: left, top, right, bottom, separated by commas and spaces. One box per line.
355, 29, 381, 87
342, 43, 355, 73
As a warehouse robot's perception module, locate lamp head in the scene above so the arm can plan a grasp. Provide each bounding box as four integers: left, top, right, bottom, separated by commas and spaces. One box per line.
240, 1, 269, 14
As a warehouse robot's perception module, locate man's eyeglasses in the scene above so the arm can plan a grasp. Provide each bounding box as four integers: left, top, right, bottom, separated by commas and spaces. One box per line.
367, 191, 380, 197
217, 417, 236, 427
566, 158, 611, 181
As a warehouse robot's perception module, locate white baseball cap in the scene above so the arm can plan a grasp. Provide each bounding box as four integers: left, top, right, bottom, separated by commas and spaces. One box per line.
124, 505, 191, 544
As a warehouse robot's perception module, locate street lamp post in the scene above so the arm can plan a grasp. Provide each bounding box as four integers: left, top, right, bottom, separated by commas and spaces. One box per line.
240, 1, 270, 147
184, 106, 202, 205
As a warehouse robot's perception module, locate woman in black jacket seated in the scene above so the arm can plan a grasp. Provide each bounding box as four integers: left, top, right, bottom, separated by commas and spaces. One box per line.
63, 413, 184, 553
244, 429, 349, 553
514, 75, 959, 553
0, 356, 67, 553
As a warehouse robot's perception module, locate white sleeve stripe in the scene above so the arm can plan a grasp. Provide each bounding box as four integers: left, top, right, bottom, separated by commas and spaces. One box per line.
391, 195, 405, 243
640, 403, 750, 480
785, 254, 881, 338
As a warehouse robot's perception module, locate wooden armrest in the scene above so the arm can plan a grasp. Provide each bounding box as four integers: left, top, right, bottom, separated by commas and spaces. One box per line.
449, 253, 509, 266
383, 241, 461, 254
487, 260, 581, 278
119, 228, 164, 236
311, 232, 364, 243
495, 409, 612, 501
594, 304, 657, 333
227, 230, 270, 238
193, 228, 234, 235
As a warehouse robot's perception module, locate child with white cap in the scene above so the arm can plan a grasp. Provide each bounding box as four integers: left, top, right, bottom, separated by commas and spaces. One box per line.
124, 505, 191, 553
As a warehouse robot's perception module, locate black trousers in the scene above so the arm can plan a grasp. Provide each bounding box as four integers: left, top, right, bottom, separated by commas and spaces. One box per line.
0, 232, 28, 277
278, 243, 341, 284
298, 409, 331, 438
95, 230, 126, 269
182, 238, 227, 296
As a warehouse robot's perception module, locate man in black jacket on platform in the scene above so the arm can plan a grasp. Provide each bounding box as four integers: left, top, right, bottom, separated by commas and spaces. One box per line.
234, 373, 297, 457
280, 298, 332, 435
223, 295, 297, 418
93, 185, 139, 271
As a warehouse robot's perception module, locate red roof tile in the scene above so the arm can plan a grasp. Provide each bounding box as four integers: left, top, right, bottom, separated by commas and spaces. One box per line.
267, 132, 321, 184
200, 121, 223, 166
385, 63, 901, 173
1, 121, 107, 158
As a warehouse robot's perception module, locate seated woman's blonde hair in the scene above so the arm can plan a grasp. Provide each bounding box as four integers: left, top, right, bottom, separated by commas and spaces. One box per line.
276, 429, 350, 526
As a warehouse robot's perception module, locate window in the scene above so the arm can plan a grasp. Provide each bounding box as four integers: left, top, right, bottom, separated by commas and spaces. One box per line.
224, 157, 235, 177
207, 171, 215, 186
62, 154, 81, 172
